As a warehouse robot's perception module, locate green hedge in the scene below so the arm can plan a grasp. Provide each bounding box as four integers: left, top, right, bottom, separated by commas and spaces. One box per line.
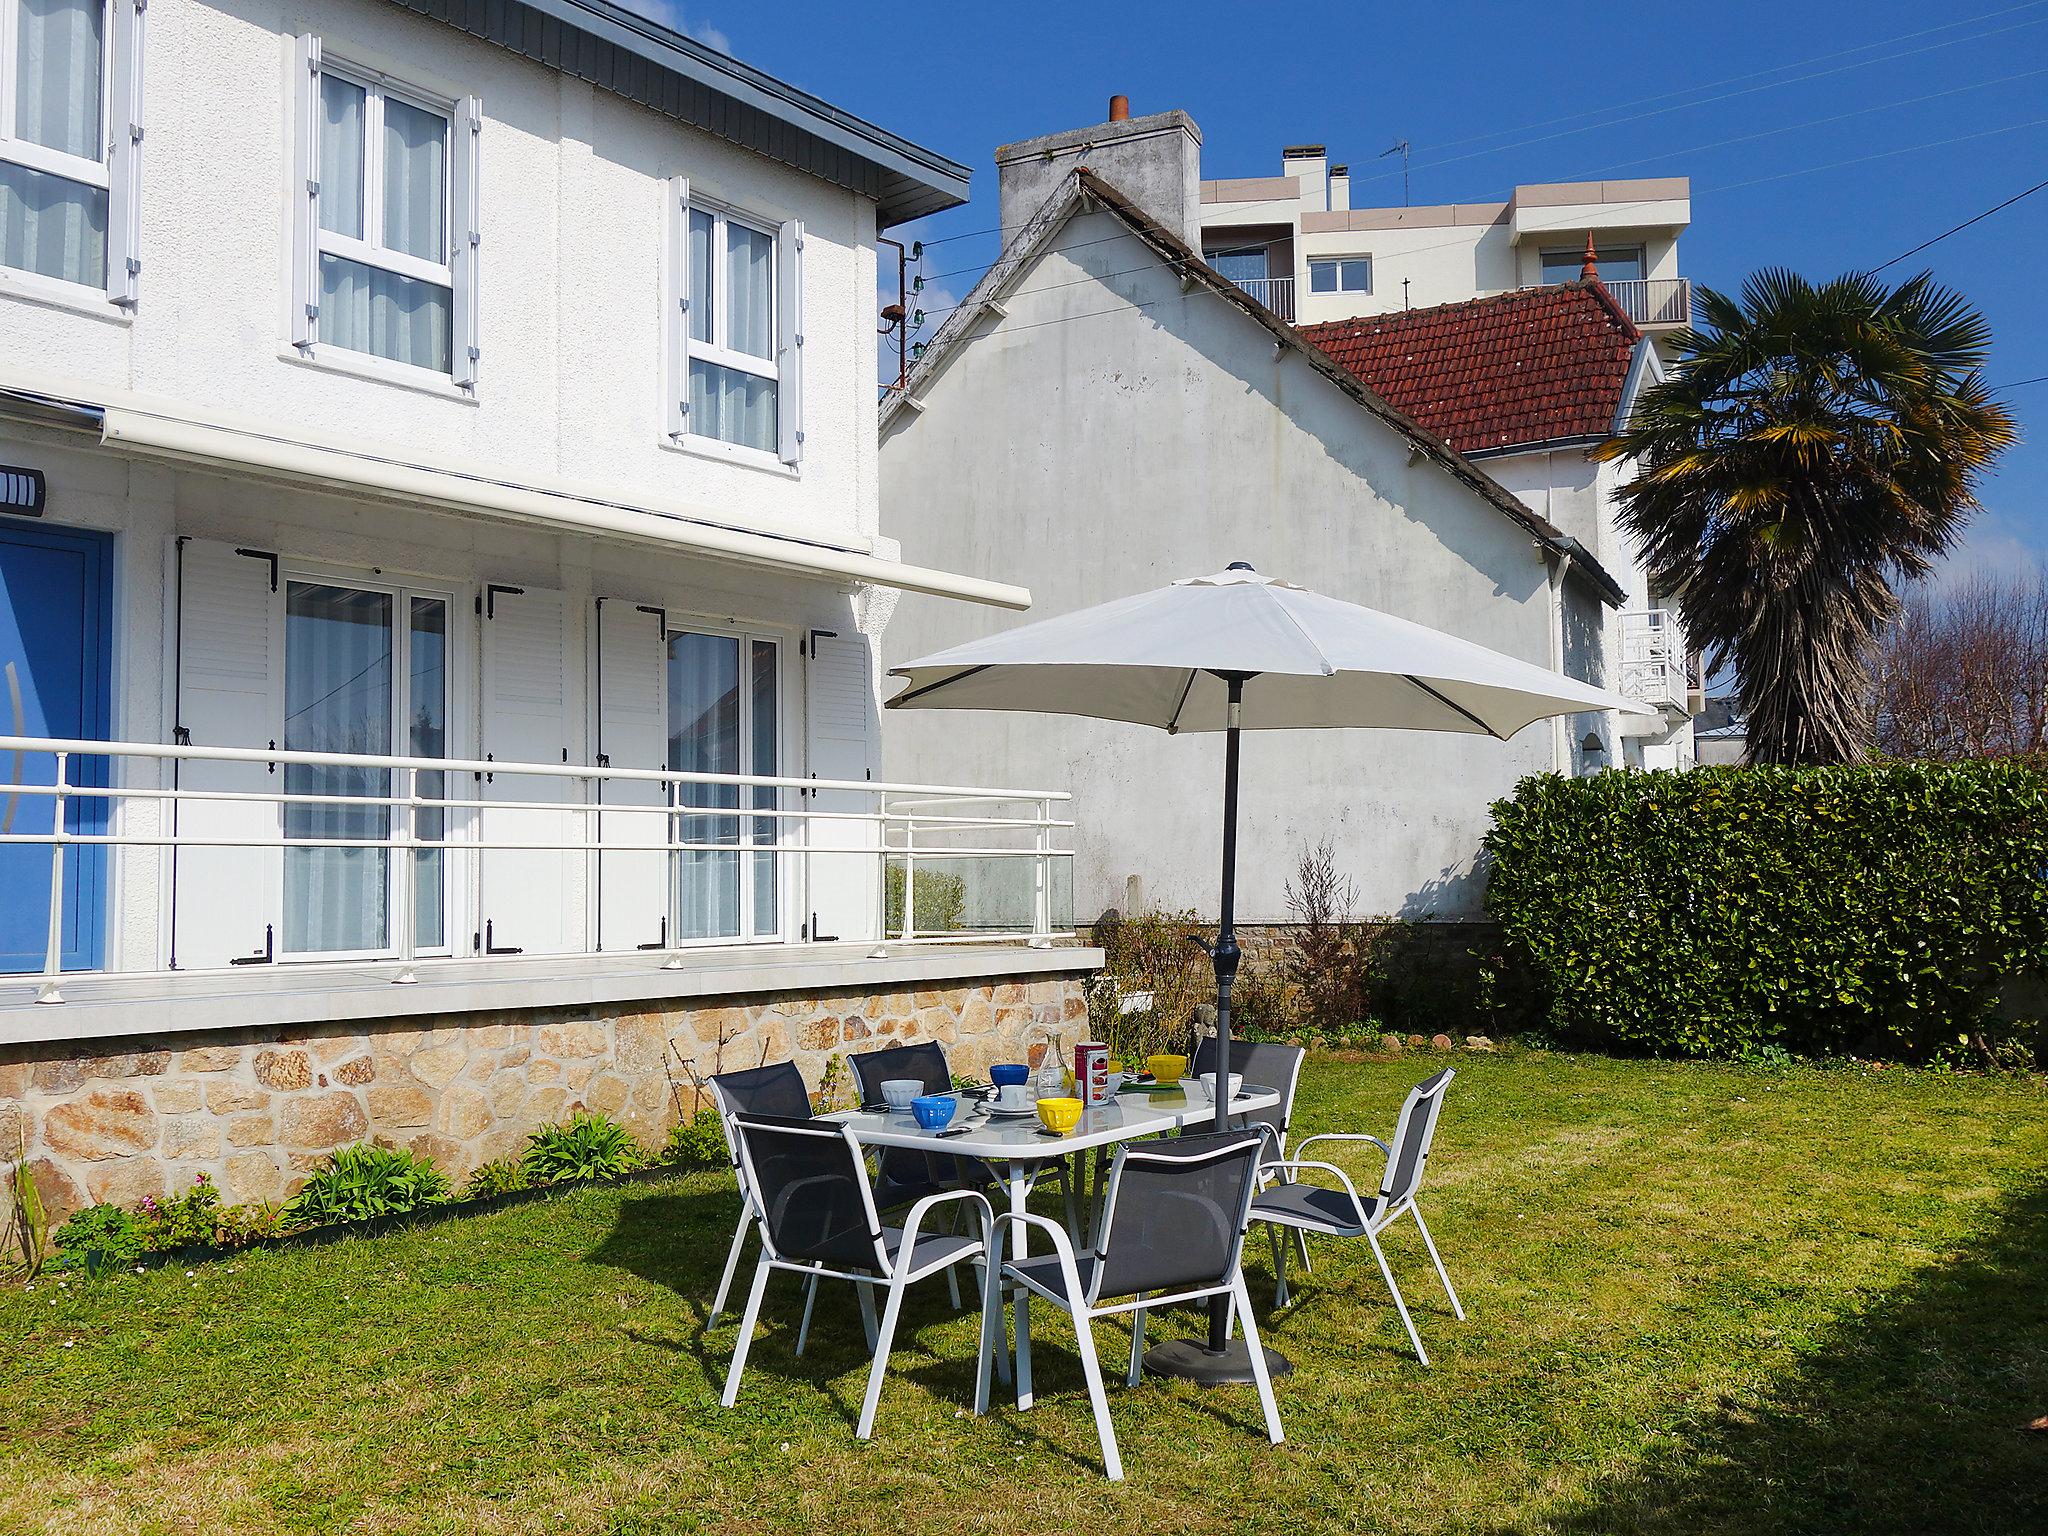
884, 864, 966, 935
1482, 762, 2048, 1058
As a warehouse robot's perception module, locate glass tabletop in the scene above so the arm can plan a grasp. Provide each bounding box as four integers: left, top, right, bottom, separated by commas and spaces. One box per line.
824, 1081, 1281, 1161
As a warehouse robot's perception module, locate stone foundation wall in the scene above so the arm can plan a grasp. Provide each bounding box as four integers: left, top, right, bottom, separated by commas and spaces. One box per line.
0, 973, 1088, 1227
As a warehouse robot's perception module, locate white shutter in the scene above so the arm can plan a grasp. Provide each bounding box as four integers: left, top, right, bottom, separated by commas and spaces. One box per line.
594, 600, 668, 952
289, 34, 322, 352
776, 218, 804, 464
171, 541, 280, 969
451, 94, 482, 390
479, 584, 578, 956
803, 630, 876, 943
104, 0, 146, 308
665, 176, 690, 439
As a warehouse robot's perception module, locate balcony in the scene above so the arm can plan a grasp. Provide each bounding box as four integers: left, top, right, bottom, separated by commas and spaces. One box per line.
1603, 277, 1690, 330
1227, 274, 1295, 321
1619, 609, 1693, 714
0, 735, 1075, 1006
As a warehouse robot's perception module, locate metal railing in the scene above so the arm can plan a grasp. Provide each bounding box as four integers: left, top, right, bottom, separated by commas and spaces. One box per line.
1603, 277, 1690, 329
1619, 609, 1692, 713
1229, 274, 1295, 321
0, 735, 1076, 1002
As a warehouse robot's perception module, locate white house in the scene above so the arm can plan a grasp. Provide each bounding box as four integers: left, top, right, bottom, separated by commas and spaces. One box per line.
878, 104, 1636, 928
0, 0, 1091, 1219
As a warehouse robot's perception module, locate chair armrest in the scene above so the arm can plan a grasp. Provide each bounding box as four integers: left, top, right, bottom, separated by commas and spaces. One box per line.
988, 1209, 1090, 1308
894, 1188, 995, 1276
1294, 1132, 1392, 1161
1255, 1158, 1375, 1230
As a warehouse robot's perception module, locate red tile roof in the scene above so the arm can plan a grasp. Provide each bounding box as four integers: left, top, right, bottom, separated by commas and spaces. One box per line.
1298, 281, 1640, 457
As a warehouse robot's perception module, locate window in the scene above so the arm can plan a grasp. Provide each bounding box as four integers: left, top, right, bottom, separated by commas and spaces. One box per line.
292, 37, 480, 386
1204, 244, 1271, 285
668, 178, 804, 463
1540, 244, 1644, 286
281, 579, 450, 956
0, 0, 143, 303
669, 629, 780, 942
1308, 256, 1371, 295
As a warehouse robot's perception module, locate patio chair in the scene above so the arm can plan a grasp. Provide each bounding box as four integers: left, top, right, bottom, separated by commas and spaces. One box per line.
704, 1061, 815, 1330
1246, 1067, 1465, 1366
720, 1113, 1000, 1441
985, 1128, 1283, 1481
1184, 1037, 1311, 1271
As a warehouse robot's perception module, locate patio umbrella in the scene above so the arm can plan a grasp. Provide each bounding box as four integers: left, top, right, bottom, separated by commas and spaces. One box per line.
888, 563, 1652, 1378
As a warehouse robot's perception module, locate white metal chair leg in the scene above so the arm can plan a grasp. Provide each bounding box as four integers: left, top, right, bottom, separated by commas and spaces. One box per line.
1294, 1228, 1313, 1274
708, 1209, 751, 1326
1410, 1205, 1465, 1320
855, 1282, 907, 1441
1231, 1273, 1286, 1445
1013, 1293, 1034, 1410
1366, 1228, 1429, 1366
1070, 1308, 1125, 1481
719, 1257, 773, 1408
944, 1206, 964, 1310
857, 1279, 879, 1352
975, 1254, 1003, 1414
1272, 1227, 1294, 1310
794, 1269, 821, 1355
1126, 1299, 1147, 1387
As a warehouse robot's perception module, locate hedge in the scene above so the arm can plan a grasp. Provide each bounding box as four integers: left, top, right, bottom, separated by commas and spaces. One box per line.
1482, 761, 2048, 1059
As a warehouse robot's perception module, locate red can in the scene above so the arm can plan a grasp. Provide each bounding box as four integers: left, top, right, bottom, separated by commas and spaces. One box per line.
1074, 1041, 1110, 1108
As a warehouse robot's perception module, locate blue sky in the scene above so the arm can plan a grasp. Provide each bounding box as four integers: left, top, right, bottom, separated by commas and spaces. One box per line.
645, 0, 2048, 578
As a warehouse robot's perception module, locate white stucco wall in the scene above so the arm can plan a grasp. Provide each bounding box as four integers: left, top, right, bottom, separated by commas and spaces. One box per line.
879, 207, 1577, 923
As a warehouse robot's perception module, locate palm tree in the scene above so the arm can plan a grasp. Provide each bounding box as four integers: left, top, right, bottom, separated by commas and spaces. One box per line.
1598, 269, 2017, 765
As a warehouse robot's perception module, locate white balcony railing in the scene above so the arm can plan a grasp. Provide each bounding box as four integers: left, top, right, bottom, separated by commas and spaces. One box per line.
0, 735, 1075, 1001
1619, 609, 1692, 714
1229, 274, 1295, 321
1603, 277, 1690, 329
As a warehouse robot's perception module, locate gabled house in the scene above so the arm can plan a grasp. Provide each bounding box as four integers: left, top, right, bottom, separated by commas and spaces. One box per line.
0, 0, 1091, 1221
877, 103, 1634, 927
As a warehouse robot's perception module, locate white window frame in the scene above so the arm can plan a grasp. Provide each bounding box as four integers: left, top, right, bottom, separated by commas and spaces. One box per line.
1308, 255, 1372, 296
666, 177, 804, 465
0, 0, 144, 307
293, 38, 481, 388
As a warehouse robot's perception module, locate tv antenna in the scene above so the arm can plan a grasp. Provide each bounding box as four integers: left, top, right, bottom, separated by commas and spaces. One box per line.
1380, 138, 1411, 206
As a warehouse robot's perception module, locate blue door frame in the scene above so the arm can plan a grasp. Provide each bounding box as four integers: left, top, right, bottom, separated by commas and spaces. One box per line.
0, 522, 112, 972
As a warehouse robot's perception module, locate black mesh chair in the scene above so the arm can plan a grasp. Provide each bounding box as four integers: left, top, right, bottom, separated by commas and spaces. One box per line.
1192, 1037, 1311, 1274
720, 1113, 1001, 1441
983, 1129, 1284, 1481
705, 1062, 816, 1330
1248, 1068, 1465, 1365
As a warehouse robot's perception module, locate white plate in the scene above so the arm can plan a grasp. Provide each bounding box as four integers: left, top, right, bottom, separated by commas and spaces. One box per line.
980, 1100, 1042, 1118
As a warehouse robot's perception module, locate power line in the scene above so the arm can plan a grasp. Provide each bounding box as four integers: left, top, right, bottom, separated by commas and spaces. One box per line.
1997, 373, 2048, 389
1870, 175, 2048, 273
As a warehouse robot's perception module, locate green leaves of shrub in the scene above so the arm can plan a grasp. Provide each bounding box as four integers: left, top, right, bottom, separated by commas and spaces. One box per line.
51, 1203, 144, 1273
1483, 761, 2048, 1059
461, 1157, 530, 1200
660, 1108, 727, 1167
521, 1112, 646, 1184
285, 1144, 453, 1229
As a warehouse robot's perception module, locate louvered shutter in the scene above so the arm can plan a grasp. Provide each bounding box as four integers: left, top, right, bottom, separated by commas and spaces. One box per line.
665, 176, 690, 439
802, 630, 876, 943
594, 600, 668, 952
171, 541, 280, 968
478, 585, 579, 955
451, 94, 482, 390
104, 0, 146, 308
776, 218, 804, 464
289, 34, 322, 351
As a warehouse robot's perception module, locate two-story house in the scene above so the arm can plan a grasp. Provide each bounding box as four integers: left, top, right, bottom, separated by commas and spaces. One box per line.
0, 0, 1091, 1221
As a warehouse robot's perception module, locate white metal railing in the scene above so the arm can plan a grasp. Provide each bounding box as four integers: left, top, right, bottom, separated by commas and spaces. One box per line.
1603, 277, 1690, 329
1619, 609, 1691, 713
1230, 274, 1295, 321
0, 735, 1075, 1003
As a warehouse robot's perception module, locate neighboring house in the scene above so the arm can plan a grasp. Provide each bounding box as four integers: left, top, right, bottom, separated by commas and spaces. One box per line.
1693, 697, 1749, 766
1299, 279, 1699, 770
1196, 140, 1691, 348
878, 104, 1635, 928
0, 0, 1092, 1221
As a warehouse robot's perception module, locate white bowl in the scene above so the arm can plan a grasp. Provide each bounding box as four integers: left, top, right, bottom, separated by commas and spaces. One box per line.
880, 1078, 923, 1111
1196, 1071, 1244, 1102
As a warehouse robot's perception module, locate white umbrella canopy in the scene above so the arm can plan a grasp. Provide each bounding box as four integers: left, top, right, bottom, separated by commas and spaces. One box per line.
886, 565, 1653, 733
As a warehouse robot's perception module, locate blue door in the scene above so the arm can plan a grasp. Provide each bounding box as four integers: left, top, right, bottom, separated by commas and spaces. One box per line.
0, 523, 111, 972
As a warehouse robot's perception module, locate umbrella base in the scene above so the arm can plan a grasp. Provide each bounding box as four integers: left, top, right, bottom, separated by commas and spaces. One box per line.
1142, 1337, 1293, 1386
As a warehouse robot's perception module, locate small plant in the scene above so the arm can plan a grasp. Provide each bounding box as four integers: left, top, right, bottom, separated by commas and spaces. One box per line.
212, 1201, 286, 1249
1281, 840, 1373, 1031
1086, 907, 1214, 1063
660, 1108, 727, 1167
285, 1144, 452, 1229
521, 1112, 646, 1185
50, 1202, 141, 1274
4, 1130, 47, 1278
136, 1170, 225, 1252
461, 1157, 530, 1200
812, 1055, 856, 1114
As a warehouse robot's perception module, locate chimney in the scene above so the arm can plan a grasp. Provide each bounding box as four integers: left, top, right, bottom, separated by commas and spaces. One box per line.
1580, 230, 1600, 282
995, 97, 1204, 249
1283, 143, 1328, 213
1328, 163, 1350, 213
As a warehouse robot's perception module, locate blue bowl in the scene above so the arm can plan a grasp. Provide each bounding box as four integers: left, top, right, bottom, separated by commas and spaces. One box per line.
990, 1063, 1030, 1087
910, 1095, 956, 1130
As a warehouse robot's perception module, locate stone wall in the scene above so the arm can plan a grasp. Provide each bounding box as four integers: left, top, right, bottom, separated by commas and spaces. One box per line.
0, 973, 1087, 1226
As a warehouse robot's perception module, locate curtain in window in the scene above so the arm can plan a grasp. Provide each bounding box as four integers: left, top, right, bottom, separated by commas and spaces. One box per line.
726, 222, 774, 358
688, 358, 776, 453
671, 632, 740, 941
283, 583, 392, 955
14, 0, 102, 159
320, 253, 452, 371
381, 97, 445, 262
408, 597, 446, 950
0, 160, 104, 285
317, 74, 365, 239
749, 639, 778, 937
687, 207, 713, 344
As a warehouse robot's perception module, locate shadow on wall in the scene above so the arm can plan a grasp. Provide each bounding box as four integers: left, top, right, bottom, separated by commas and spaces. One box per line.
1398, 855, 1490, 919
1521, 1177, 2048, 1536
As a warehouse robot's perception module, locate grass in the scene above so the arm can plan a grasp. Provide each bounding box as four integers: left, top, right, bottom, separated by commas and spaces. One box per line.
3, 1050, 2046, 1535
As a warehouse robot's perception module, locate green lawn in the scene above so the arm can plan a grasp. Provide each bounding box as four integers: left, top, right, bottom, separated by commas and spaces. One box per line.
4, 1051, 2046, 1535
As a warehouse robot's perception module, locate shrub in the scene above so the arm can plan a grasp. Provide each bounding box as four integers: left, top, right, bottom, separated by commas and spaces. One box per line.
1483, 761, 2048, 1060
1087, 907, 1213, 1062
137, 1171, 225, 1251
51, 1203, 144, 1273
884, 864, 966, 935
212, 1202, 286, 1249
522, 1112, 646, 1185
660, 1108, 728, 1167
285, 1144, 452, 1229
461, 1158, 530, 1200
1279, 840, 1372, 1031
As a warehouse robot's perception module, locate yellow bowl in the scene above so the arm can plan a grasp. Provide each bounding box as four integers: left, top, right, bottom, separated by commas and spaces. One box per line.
1147, 1054, 1187, 1086
1036, 1096, 1083, 1135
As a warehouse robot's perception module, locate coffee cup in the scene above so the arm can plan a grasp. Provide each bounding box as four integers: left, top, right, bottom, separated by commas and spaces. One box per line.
989, 1082, 1033, 1111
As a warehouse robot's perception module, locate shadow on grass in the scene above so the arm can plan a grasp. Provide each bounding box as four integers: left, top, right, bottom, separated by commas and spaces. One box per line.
1530, 1177, 2048, 1536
